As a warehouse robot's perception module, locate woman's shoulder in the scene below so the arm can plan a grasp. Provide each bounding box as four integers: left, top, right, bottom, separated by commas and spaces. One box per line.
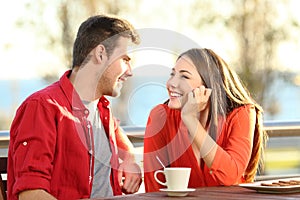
146, 103, 181, 136
227, 104, 256, 119
150, 103, 180, 117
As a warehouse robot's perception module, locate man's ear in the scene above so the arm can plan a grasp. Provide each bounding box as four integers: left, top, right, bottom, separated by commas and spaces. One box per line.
95, 44, 106, 63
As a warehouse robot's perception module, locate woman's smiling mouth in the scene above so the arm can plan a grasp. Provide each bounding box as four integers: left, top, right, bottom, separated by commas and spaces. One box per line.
169, 91, 183, 98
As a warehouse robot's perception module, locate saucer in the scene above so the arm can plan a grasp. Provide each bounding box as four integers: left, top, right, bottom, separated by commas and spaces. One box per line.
159, 188, 196, 197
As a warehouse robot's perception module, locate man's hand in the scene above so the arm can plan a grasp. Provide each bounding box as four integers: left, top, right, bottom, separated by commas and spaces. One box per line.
118, 161, 142, 194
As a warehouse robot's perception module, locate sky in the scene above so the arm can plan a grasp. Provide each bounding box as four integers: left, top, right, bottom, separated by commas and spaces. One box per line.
0, 0, 300, 80
0, 0, 64, 80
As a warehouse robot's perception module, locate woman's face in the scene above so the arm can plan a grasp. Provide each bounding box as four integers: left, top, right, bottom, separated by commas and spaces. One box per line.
166, 55, 204, 109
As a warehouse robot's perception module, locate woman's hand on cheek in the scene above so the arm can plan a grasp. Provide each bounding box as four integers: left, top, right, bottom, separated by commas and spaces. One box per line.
197, 86, 212, 111
181, 86, 212, 120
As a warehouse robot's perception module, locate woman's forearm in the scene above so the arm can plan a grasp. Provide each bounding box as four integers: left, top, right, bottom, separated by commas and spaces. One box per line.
182, 116, 217, 167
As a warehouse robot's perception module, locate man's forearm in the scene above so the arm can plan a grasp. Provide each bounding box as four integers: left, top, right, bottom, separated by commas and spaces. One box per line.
115, 127, 136, 161
19, 189, 57, 200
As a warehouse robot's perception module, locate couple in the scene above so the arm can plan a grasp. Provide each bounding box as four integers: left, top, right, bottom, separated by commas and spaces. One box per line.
7, 14, 266, 199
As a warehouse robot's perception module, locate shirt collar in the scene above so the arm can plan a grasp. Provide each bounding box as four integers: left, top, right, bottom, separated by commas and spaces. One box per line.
59, 70, 86, 112
98, 96, 110, 108
59, 70, 111, 112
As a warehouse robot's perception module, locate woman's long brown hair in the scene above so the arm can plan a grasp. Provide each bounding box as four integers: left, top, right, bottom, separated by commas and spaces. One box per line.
179, 48, 268, 182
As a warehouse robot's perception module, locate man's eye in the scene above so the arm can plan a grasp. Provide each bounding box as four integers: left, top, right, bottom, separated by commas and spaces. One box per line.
123, 58, 130, 64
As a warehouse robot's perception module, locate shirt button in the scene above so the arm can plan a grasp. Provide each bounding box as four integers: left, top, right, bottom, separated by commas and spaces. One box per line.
209, 170, 213, 174
23, 141, 28, 146
104, 117, 108, 120
84, 110, 89, 115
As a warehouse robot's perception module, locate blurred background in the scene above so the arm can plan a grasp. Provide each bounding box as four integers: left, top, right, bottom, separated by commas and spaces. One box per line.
1, 0, 300, 129
0, 0, 300, 176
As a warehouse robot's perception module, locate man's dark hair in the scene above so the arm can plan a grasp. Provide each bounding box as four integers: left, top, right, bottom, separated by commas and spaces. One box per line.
72, 14, 140, 68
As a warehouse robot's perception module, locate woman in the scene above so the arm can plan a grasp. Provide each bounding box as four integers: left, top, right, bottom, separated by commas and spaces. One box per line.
143, 48, 267, 192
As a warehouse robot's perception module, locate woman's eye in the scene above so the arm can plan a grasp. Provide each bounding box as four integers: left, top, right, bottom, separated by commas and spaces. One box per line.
181, 75, 190, 79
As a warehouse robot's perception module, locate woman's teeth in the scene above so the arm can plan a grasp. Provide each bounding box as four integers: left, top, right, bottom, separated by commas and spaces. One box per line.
170, 92, 182, 97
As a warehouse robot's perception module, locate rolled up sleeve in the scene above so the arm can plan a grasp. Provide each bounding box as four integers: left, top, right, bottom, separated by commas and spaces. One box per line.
11, 98, 57, 195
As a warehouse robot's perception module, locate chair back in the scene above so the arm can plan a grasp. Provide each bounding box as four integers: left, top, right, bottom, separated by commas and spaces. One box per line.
0, 157, 7, 200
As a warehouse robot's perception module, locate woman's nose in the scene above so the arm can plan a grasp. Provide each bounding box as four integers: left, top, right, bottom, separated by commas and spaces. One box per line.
167, 77, 177, 88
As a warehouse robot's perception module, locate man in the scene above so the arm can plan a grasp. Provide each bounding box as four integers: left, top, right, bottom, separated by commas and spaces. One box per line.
8, 14, 142, 200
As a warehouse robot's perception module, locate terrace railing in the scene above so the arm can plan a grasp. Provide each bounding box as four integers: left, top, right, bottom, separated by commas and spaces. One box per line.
1, 120, 300, 178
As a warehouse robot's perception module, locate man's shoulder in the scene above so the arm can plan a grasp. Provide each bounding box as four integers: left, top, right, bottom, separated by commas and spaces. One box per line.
17, 81, 67, 111
26, 81, 61, 101
27, 70, 71, 101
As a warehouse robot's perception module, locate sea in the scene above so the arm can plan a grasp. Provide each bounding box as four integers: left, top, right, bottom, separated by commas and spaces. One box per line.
1, 76, 300, 176
1, 76, 300, 128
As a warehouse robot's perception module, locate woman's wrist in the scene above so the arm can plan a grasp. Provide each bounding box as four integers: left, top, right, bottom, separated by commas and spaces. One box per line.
181, 112, 198, 125
200, 134, 217, 158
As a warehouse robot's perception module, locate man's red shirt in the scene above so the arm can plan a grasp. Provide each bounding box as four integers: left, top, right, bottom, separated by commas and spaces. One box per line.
8, 70, 129, 199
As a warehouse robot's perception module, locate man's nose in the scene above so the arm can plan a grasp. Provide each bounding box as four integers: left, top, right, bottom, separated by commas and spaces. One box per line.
126, 63, 133, 77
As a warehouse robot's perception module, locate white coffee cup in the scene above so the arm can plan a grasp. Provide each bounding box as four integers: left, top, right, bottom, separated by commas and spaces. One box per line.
154, 167, 191, 190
